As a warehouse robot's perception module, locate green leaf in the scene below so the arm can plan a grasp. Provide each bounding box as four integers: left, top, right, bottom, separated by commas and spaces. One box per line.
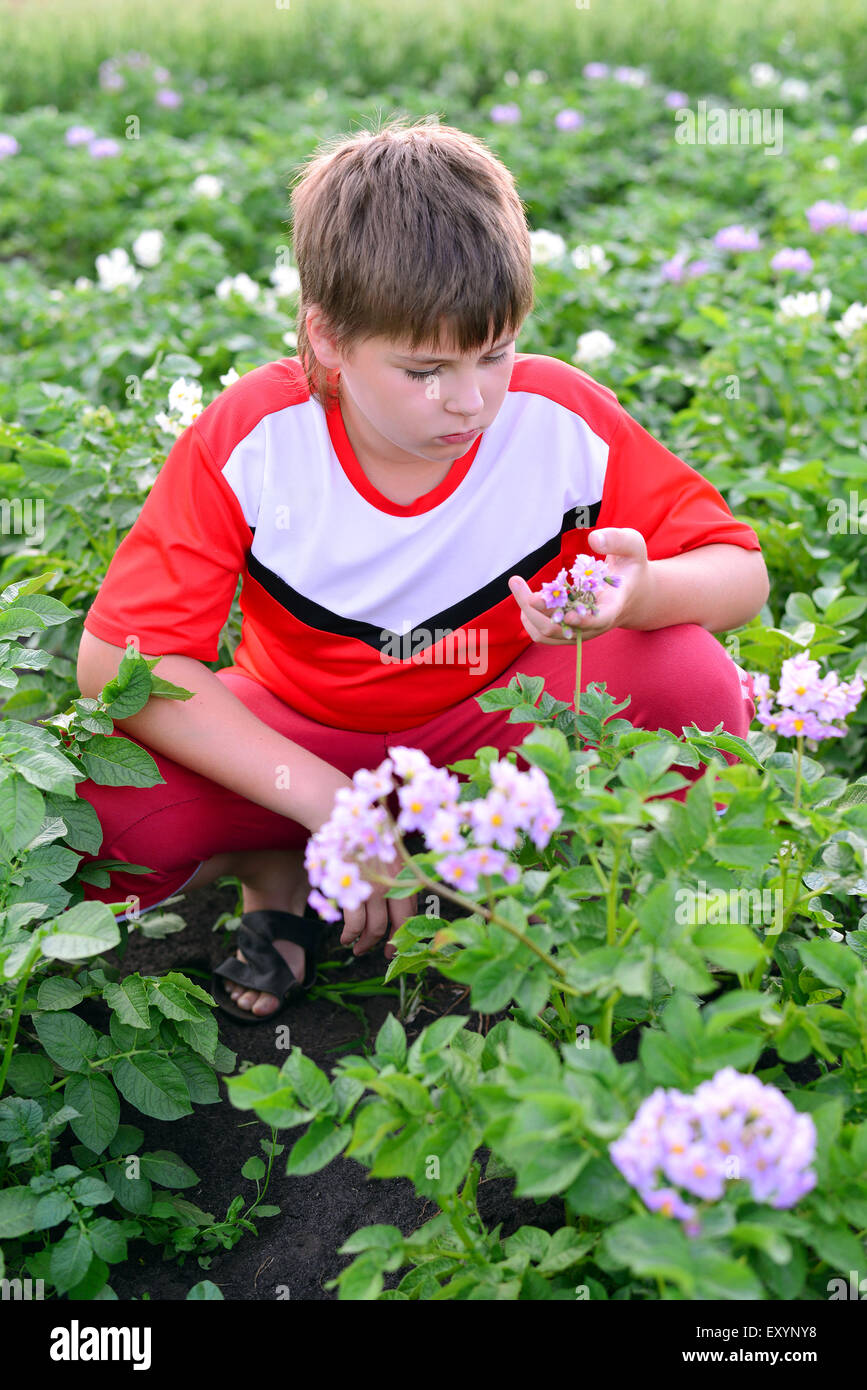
797, 939, 860, 992
280, 1051, 335, 1113
286, 1119, 352, 1175
6, 1052, 54, 1096
150, 980, 208, 1022
112, 1054, 193, 1120
173, 1050, 220, 1104
103, 975, 151, 1029
88, 1217, 129, 1264
241, 1156, 266, 1181
43, 792, 103, 853
0, 775, 45, 852
710, 827, 779, 870
34, 1010, 98, 1073
695, 922, 766, 972
374, 1014, 407, 1067
0, 1187, 40, 1237
79, 735, 163, 788
104, 1162, 153, 1215
64, 1071, 120, 1154
37, 976, 85, 1011
139, 1150, 199, 1188
601, 1215, 696, 1295
702, 990, 768, 1036
50, 1227, 94, 1293
187, 1280, 224, 1300
41, 900, 120, 961
224, 1064, 311, 1128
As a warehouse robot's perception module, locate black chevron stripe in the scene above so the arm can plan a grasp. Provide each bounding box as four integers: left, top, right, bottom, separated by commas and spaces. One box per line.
245, 500, 601, 655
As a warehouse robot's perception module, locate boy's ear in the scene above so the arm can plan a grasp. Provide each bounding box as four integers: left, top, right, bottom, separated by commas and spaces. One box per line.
305, 305, 342, 368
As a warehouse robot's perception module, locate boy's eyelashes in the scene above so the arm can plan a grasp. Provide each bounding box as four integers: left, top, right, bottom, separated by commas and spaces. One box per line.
403, 350, 509, 381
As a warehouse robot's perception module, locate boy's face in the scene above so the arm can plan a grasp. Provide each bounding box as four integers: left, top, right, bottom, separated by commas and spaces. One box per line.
308, 310, 519, 468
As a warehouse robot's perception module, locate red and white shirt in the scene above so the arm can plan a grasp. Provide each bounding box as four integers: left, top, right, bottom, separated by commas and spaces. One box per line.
83, 353, 762, 732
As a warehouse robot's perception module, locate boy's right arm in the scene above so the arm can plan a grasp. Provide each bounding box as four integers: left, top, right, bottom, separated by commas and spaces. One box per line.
76, 630, 352, 834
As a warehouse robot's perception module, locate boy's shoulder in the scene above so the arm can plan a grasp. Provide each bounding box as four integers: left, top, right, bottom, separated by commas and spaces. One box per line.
509, 351, 623, 441
193, 356, 310, 463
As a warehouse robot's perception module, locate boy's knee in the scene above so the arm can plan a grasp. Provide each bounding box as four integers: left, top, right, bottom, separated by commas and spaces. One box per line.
631, 624, 752, 738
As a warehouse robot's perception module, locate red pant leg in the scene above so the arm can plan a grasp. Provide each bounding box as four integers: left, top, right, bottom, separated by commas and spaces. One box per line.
73, 670, 387, 916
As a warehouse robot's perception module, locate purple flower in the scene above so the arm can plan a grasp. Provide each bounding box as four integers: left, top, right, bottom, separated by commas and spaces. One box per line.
583, 62, 609, 79
540, 552, 621, 635
65, 125, 96, 147
156, 88, 183, 109
849, 209, 867, 234
664, 91, 689, 109
302, 745, 559, 920
685, 258, 711, 278
771, 246, 814, 273
751, 649, 864, 743
0, 133, 19, 159
805, 199, 849, 232
87, 138, 121, 159
610, 1068, 818, 1234
490, 103, 521, 124
99, 70, 126, 92
661, 251, 689, 282
713, 224, 761, 252
153, 66, 171, 83
555, 108, 585, 132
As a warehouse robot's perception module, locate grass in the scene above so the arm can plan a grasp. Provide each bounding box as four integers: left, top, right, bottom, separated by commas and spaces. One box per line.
0, 0, 866, 114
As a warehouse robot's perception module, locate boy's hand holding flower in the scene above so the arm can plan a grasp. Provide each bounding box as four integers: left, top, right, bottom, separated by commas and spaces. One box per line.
508, 527, 648, 642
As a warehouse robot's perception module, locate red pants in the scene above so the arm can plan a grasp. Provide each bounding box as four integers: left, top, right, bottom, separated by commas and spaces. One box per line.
73, 625, 755, 917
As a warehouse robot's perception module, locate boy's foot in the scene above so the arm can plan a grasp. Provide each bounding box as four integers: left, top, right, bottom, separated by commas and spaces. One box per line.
223, 939, 306, 1017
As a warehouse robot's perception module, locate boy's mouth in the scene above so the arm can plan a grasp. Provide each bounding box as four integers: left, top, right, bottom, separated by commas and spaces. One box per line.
436, 428, 482, 444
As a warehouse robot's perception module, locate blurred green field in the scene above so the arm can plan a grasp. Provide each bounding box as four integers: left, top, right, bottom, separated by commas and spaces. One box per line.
1, 0, 866, 113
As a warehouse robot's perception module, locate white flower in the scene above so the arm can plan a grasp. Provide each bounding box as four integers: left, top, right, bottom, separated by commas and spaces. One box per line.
574, 330, 616, 363
270, 263, 301, 297
155, 410, 182, 437
851, 125, 867, 146
529, 229, 567, 264
192, 173, 223, 199
282, 329, 299, 349
168, 376, 202, 413
176, 399, 203, 427
835, 302, 867, 339
132, 229, 164, 267
74, 277, 93, 290
777, 288, 831, 320
216, 272, 260, 303
261, 289, 279, 314
503, 70, 520, 87
570, 243, 612, 273
95, 248, 142, 292
749, 62, 781, 87
310, 86, 328, 103
219, 367, 240, 387
819, 154, 840, 171
526, 69, 548, 85
780, 77, 810, 102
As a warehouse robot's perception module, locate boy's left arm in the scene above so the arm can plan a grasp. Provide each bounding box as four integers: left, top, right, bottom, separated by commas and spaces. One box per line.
611, 531, 770, 634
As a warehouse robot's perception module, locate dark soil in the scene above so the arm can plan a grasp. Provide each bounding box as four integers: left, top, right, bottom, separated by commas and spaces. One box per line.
98, 878, 564, 1302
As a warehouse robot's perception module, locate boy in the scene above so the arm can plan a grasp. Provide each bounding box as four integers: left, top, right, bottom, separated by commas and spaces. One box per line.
74, 116, 769, 1020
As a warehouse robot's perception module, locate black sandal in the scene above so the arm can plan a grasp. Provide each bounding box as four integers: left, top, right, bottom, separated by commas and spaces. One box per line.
212, 908, 322, 1025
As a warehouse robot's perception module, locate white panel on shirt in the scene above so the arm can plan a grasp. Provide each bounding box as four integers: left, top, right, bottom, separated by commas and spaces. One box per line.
220, 390, 610, 633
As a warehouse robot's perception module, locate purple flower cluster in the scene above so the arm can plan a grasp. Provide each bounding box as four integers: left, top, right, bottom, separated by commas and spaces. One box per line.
770, 246, 814, 274
806, 200, 850, 232
490, 103, 521, 125
540, 552, 622, 626
752, 650, 864, 743
661, 251, 712, 283
304, 747, 562, 921
713, 224, 761, 252
610, 1068, 818, 1233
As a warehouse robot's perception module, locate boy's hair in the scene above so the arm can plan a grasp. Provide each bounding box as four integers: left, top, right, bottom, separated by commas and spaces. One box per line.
287, 113, 534, 414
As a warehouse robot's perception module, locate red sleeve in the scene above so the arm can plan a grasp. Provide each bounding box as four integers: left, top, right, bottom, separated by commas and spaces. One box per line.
596, 406, 762, 560
83, 424, 253, 659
